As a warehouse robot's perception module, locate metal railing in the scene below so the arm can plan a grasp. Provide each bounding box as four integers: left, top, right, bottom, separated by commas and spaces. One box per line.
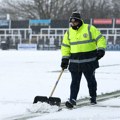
0, 27, 120, 50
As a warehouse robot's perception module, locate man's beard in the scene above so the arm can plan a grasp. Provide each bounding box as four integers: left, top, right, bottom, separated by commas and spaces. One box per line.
71, 21, 83, 30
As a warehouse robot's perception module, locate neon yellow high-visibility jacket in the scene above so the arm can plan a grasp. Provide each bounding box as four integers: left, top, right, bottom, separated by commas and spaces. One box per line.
61, 22, 107, 71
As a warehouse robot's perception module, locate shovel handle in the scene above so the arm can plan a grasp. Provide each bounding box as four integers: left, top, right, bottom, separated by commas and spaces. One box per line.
49, 69, 64, 97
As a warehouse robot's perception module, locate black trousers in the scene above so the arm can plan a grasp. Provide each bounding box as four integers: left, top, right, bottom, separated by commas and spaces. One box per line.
70, 70, 97, 101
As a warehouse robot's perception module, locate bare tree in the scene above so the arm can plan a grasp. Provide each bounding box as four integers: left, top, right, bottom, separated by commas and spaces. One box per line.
77, 0, 113, 19
0, 0, 119, 20
0, 0, 77, 20
95, 0, 113, 18
0, 0, 40, 19
112, 0, 120, 18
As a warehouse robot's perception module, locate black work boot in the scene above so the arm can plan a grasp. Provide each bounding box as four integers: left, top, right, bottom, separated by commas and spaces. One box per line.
90, 97, 97, 105
65, 99, 76, 109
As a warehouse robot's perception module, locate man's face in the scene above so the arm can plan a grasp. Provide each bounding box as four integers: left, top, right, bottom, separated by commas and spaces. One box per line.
70, 18, 79, 27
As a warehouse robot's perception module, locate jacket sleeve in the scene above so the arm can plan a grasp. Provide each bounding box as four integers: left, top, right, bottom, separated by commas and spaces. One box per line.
91, 25, 107, 50
61, 30, 71, 59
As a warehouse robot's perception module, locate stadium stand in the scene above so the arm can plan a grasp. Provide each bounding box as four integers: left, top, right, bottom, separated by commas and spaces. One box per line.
0, 19, 120, 50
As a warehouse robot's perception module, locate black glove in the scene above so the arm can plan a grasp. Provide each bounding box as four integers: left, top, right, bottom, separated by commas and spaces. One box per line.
97, 49, 105, 60
61, 58, 69, 69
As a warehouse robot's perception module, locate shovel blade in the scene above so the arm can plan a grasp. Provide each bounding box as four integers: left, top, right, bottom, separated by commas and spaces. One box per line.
33, 96, 61, 106
49, 97, 61, 106
33, 96, 48, 104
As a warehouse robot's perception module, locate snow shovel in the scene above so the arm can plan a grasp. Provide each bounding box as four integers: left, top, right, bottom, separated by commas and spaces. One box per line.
33, 69, 64, 106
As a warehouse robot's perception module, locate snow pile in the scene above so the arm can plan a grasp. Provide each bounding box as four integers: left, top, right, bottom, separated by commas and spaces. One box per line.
27, 102, 60, 113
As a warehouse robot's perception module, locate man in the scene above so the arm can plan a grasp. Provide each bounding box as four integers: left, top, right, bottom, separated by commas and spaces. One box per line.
61, 11, 106, 108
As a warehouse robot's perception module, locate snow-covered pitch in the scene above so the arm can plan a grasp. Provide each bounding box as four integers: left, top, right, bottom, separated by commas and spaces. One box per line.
0, 50, 120, 120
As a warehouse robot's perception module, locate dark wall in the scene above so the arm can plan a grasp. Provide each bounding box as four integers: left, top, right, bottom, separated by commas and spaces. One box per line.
51, 19, 91, 28
30, 25, 49, 34
51, 20, 69, 28
1, 19, 120, 34
11, 20, 29, 28
93, 24, 113, 28
83, 19, 90, 24
115, 24, 120, 28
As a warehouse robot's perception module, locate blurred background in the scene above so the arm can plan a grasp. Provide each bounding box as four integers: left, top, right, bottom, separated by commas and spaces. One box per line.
0, 0, 120, 51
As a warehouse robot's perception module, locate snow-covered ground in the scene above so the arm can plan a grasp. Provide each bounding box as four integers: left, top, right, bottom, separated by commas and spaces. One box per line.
0, 50, 120, 120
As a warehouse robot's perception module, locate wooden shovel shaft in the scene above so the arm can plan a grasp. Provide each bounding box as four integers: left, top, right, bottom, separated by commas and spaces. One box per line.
49, 69, 64, 97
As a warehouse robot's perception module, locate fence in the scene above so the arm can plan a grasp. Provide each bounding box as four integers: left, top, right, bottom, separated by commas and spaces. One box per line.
0, 27, 120, 50
30, 27, 120, 50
